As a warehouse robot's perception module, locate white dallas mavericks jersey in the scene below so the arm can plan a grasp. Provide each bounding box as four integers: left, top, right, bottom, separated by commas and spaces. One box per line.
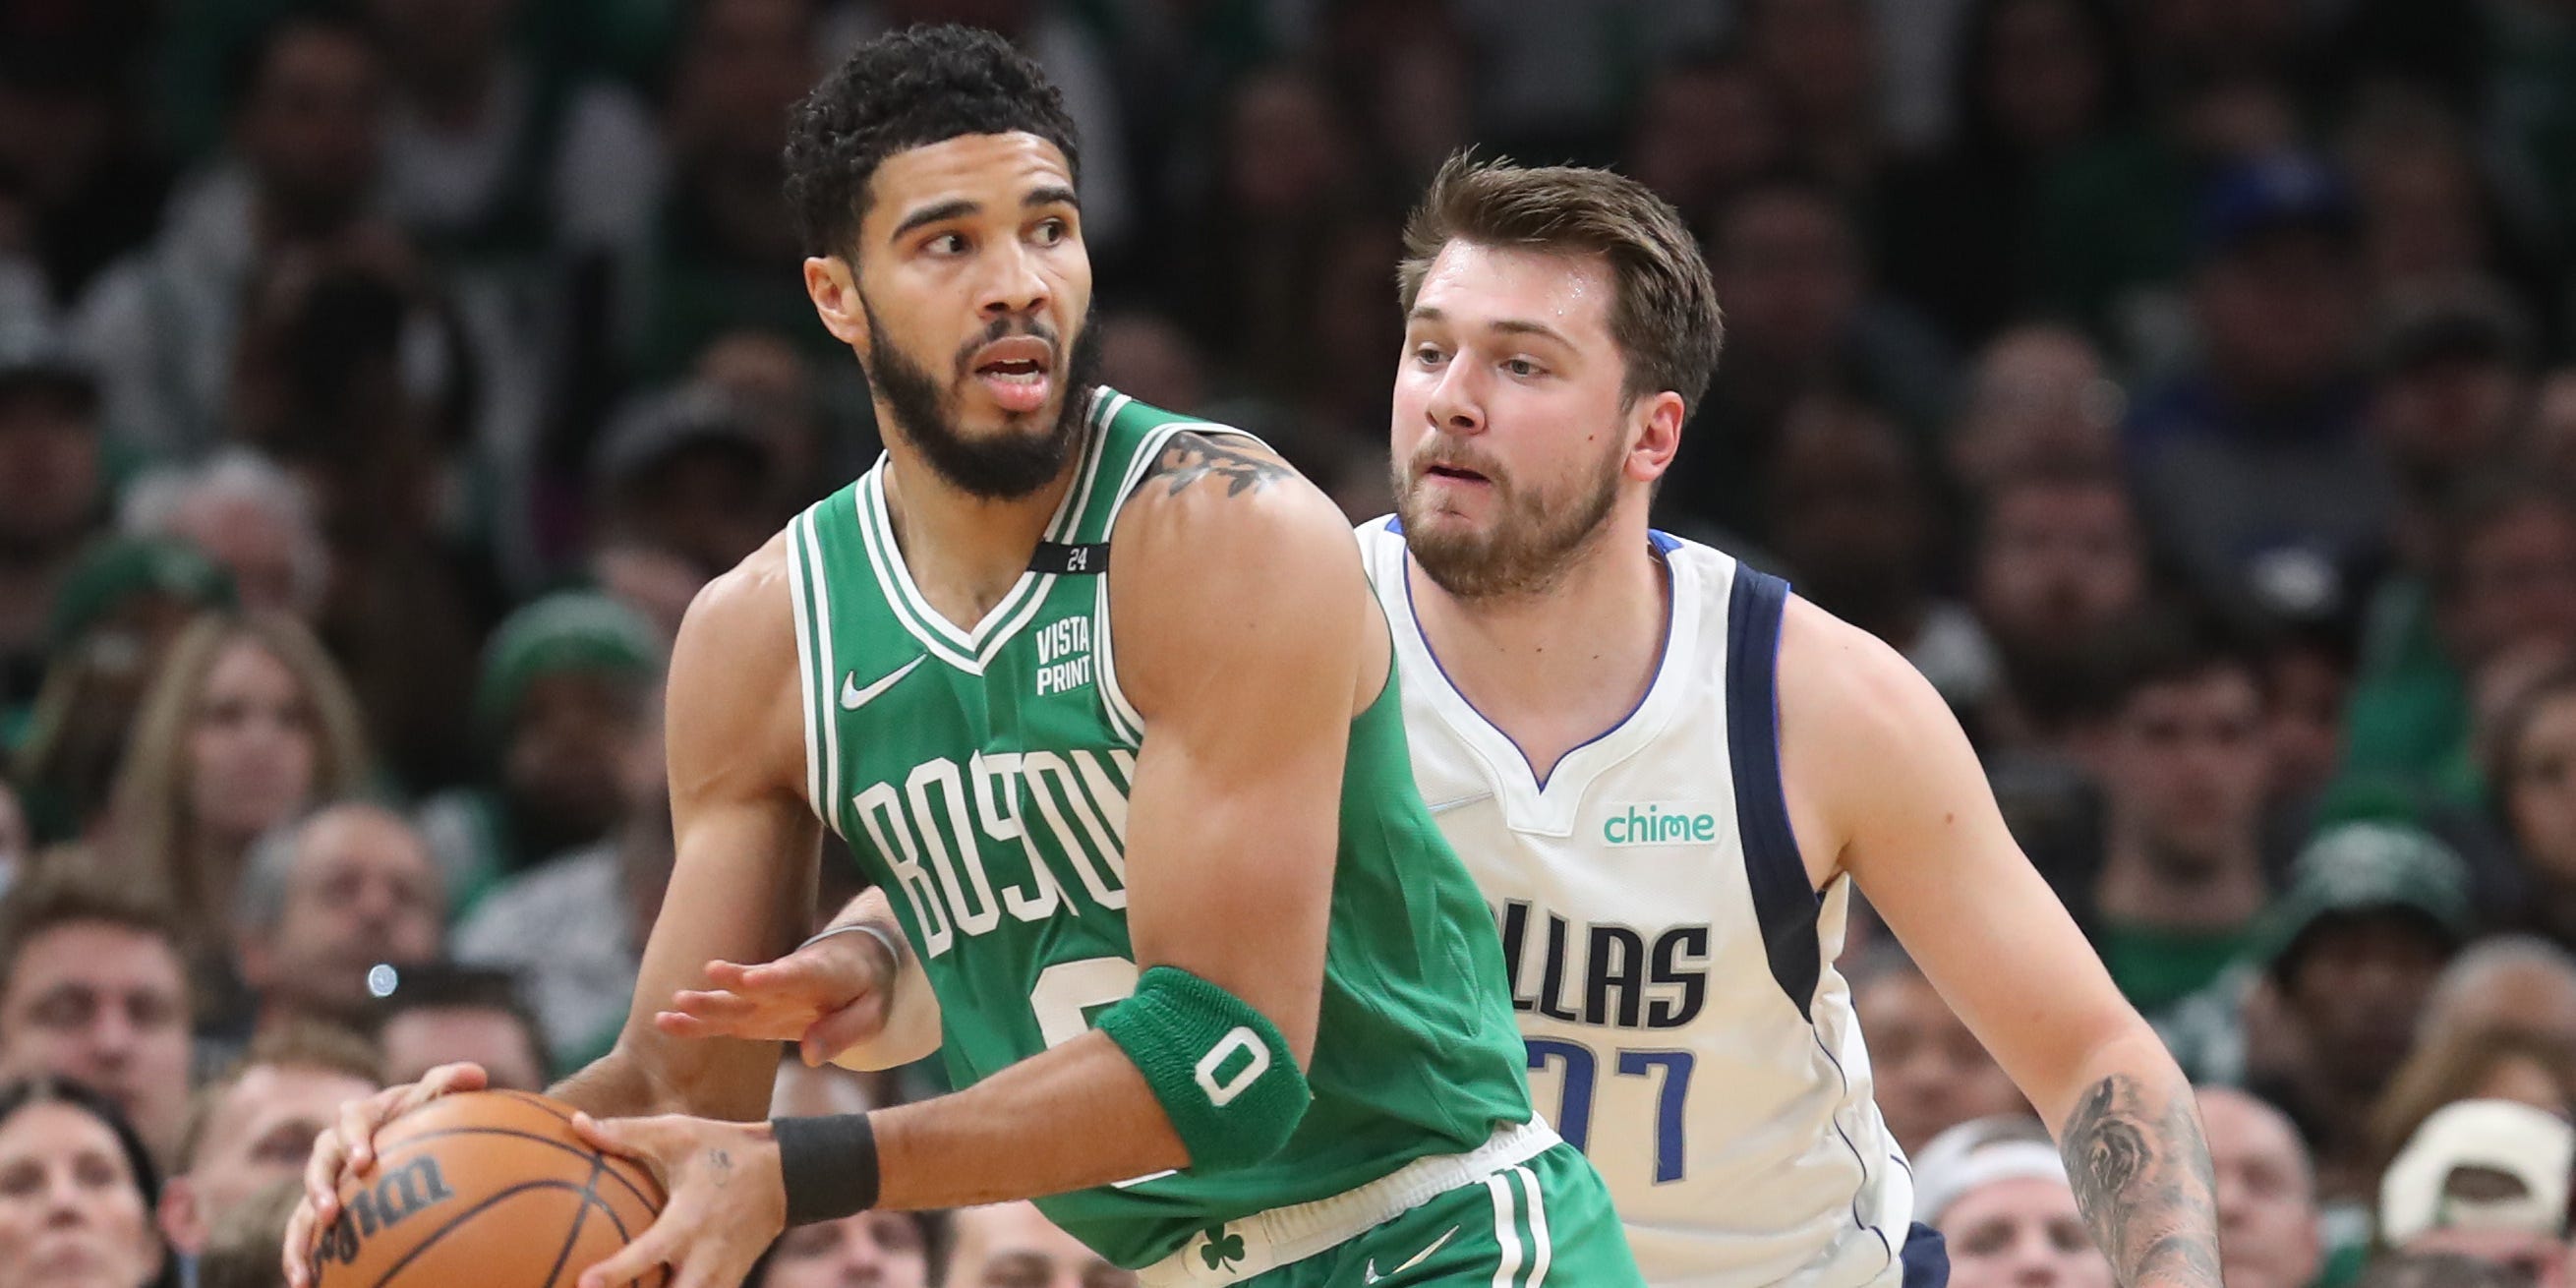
1358, 517, 1914, 1287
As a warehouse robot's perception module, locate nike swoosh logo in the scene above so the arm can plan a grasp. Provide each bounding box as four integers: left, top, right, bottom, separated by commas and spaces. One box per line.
1426, 791, 1493, 816
1366, 1226, 1459, 1283
841, 656, 926, 710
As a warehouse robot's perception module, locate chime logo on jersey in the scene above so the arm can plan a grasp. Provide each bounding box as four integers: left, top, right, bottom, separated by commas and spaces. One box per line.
1601, 801, 1722, 847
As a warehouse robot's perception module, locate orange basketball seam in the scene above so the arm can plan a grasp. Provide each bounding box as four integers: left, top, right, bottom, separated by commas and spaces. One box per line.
355, 1179, 600, 1288
371, 1126, 663, 1209
538, 1153, 607, 1288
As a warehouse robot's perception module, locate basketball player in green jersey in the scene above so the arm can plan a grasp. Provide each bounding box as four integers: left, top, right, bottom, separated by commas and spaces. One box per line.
284, 24, 1636, 1288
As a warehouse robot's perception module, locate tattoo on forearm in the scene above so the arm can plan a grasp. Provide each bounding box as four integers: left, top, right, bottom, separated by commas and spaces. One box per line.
1146, 433, 1289, 499
2058, 1074, 2222, 1288
710, 1149, 733, 1189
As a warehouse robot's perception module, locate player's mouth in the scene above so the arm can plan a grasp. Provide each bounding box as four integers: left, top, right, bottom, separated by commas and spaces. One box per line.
969, 336, 1055, 415
1419, 462, 1493, 492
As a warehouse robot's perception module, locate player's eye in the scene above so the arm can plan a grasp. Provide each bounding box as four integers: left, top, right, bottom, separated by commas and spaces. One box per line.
1413, 345, 1447, 367
1031, 218, 1067, 246
1503, 358, 1543, 378
927, 232, 968, 256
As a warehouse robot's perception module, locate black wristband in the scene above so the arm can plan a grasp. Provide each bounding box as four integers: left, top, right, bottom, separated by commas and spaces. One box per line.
772, 1113, 880, 1227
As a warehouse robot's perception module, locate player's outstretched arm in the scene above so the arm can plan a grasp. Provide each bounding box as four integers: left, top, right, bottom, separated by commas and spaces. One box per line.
554, 538, 824, 1123
1781, 599, 2219, 1288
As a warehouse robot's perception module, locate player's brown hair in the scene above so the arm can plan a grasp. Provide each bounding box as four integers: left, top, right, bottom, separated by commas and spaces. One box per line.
174, 1020, 383, 1173
1397, 152, 1726, 410
0, 865, 190, 1005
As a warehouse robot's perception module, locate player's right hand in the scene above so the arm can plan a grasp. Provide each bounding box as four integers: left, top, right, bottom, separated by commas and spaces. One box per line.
282, 1062, 489, 1288
653, 927, 894, 1067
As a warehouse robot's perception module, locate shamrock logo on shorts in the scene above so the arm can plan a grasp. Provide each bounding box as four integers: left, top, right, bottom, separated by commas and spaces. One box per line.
1200, 1225, 1247, 1272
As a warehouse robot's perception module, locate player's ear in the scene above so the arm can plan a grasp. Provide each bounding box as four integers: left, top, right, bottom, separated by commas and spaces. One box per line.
1626, 390, 1685, 484
804, 256, 871, 350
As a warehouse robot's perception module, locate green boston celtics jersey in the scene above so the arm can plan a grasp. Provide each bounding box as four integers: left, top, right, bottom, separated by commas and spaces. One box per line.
784, 388, 1534, 1268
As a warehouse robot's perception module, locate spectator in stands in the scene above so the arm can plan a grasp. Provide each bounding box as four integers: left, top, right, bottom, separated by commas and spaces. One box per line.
2056, 616, 2274, 1017
2246, 823, 2476, 1205
2413, 937, 2576, 1050
626, 0, 822, 379
946, 1202, 1131, 1288
0, 316, 105, 720
2377, 1100, 2573, 1288
2261, 623, 2356, 828
2334, 475, 2576, 819
2363, 287, 2534, 580
1968, 463, 2149, 752
1623, 58, 1786, 238
194, 1180, 296, 1288
102, 615, 369, 1014
2487, 666, 2576, 939
71, 12, 386, 458
2197, 1087, 2327, 1288
2127, 153, 2383, 617
232, 803, 441, 1039
10, 541, 233, 844
1945, 324, 2123, 494
589, 383, 778, 584
118, 453, 327, 622
0, 1077, 175, 1288
2340, 98, 2529, 310
0, 875, 191, 1168
1914, 1115, 2113, 1288
417, 592, 659, 910
1876, 0, 2137, 347
1844, 943, 2026, 1154
454, 707, 666, 1070
361, 0, 661, 266
372, 965, 545, 1092
1763, 394, 1997, 710
746, 1209, 932, 1288
1674, 177, 1954, 539
0, 2, 171, 310
1740, 0, 1885, 192
2372, 1027, 2576, 1176
156, 1023, 379, 1260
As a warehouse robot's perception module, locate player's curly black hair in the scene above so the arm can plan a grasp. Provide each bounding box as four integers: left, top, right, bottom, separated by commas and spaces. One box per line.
783, 24, 1083, 262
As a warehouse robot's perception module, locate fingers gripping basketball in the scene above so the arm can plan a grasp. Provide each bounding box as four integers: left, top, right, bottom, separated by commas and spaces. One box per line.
311, 1091, 670, 1288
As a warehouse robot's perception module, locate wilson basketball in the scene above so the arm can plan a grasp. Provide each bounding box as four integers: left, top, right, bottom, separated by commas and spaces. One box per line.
311, 1090, 669, 1288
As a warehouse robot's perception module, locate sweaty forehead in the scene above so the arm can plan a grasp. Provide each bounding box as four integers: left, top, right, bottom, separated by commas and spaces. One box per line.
861, 133, 1078, 241
1415, 242, 1616, 344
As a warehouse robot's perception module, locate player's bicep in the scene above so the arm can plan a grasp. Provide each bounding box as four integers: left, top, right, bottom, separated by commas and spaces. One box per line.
1111, 457, 1374, 1067
1786, 601, 2139, 1089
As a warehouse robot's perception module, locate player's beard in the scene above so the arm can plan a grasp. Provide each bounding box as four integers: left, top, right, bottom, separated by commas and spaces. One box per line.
860, 296, 1103, 501
1395, 427, 1626, 601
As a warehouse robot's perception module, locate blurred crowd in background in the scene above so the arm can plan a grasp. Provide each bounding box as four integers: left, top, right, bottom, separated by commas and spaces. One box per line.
11, 0, 2576, 1285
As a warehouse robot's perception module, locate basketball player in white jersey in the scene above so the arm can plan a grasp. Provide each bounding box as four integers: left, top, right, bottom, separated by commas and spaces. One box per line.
651, 156, 2221, 1288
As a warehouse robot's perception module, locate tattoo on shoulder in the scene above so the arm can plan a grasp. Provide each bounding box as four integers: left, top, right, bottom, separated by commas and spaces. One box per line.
1144, 433, 1290, 499
2059, 1073, 2222, 1288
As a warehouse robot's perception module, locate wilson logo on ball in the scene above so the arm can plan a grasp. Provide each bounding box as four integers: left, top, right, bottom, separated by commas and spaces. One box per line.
319, 1157, 458, 1264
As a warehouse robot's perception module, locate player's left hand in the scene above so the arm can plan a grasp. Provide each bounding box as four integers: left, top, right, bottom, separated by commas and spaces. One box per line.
569, 1111, 786, 1288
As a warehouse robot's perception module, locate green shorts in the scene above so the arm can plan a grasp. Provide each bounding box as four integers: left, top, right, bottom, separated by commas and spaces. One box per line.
1140, 1131, 1640, 1287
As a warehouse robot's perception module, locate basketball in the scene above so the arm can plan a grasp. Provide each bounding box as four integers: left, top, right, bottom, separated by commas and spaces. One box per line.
310, 1090, 669, 1288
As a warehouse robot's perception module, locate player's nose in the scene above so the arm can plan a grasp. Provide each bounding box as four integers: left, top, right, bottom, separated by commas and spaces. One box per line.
977, 240, 1051, 321
1423, 361, 1485, 436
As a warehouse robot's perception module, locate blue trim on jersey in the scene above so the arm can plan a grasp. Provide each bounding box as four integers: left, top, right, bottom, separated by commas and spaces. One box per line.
1724, 566, 1822, 1018
1395, 539, 1676, 793
1902, 1223, 1951, 1288
1648, 528, 1680, 554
